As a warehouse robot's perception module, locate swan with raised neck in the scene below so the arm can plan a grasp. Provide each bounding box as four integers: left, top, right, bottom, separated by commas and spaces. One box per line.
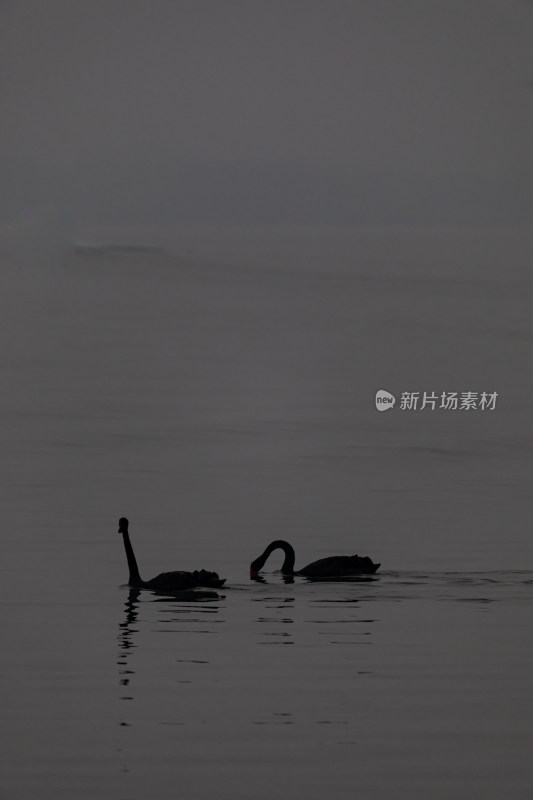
118, 517, 225, 591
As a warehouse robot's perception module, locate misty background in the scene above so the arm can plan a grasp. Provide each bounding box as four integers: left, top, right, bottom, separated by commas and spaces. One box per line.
1, 0, 531, 228
2, 5, 533, 798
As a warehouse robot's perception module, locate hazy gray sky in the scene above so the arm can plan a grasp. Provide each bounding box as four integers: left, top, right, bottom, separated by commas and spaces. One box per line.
1, 0, 531, 224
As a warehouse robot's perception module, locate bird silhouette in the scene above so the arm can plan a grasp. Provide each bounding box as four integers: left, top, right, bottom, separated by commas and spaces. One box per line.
118, 517, 225, 591
250, 539, 380, 578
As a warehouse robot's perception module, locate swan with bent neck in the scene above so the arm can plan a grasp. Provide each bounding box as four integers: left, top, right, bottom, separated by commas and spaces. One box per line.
118, 517, 225, 590
250, 539, 380, 578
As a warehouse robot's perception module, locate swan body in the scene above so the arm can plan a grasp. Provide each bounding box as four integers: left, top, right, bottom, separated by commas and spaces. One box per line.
118, 517, 225, 591
250, 539, 380, 578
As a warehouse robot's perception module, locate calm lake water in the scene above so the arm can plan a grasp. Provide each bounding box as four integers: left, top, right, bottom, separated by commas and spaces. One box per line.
1, 224, 532, 799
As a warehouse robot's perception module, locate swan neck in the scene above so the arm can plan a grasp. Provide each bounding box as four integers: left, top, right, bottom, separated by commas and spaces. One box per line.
265, 540, 296, 574
122, 531, 143, 586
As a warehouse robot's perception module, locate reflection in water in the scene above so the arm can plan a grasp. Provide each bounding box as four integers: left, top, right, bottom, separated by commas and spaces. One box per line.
253, 572, 379, 585
115, 585, 226, 782
111, 571, 533, 788
250, 572, 295, 584
115, 589, 140, 746
110, 571, 533, 800
118, 588, 141, 656
248, 583, 381, 730
116, 587, 225, 718
252, 570, 533, 607
117, 589, 140, 726
152, 589, 223, 601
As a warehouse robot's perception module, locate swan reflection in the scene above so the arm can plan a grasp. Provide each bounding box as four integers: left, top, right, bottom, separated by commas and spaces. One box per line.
118, 588, 141, 655
250, 572, 295, 585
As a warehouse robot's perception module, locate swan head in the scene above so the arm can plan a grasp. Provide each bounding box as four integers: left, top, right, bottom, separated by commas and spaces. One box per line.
118, 517, 129, 534
249, 556, 264, 578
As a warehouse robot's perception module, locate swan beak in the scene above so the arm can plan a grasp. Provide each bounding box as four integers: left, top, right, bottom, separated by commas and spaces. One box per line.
250, 567, 256, 578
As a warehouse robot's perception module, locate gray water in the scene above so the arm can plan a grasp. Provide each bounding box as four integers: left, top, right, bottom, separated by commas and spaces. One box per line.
1, 225, 532, 799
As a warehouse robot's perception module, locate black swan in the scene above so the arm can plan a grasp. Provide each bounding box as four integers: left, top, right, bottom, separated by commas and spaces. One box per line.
250, 539, 380, 578
118, 517, 225, 591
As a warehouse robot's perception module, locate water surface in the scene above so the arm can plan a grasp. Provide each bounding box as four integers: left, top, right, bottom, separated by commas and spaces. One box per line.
1, 225, 532, 798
